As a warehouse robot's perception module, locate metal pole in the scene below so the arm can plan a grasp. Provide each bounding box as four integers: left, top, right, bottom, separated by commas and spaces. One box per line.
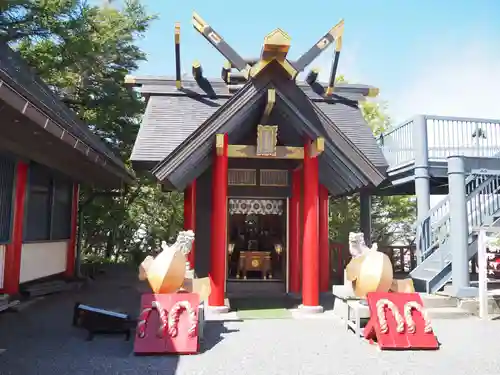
448, 156, 469, 293
413, 115, 430, 264
478, 229, 488, 319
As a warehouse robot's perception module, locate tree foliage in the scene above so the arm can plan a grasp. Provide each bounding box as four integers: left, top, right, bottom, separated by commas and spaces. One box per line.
329, 96, 416, 248
1, 0, 184, 264
2, 3, 416, 266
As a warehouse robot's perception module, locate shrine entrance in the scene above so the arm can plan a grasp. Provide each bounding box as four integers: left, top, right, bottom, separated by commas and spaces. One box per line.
226, 198, 287, 286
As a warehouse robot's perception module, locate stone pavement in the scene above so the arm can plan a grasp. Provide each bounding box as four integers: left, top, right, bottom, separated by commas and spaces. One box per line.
0, 266, 499, 375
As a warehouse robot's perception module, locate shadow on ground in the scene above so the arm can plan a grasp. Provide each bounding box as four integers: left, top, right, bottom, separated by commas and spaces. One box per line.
0, 265, 237, 375
228, 292, 337, 311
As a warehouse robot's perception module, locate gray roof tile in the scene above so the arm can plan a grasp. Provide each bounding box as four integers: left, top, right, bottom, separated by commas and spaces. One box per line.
131, 95, 228, 162
315, 101, 387, 168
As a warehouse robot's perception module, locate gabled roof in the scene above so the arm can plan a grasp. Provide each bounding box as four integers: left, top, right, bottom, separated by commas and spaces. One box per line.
0, 42, 133, 185
150, 62, 387, 195
130, 77, 388, 172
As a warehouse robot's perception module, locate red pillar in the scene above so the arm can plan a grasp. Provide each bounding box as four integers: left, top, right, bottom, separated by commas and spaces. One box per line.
4, 161, 28, 294
184, 182, 196, 269
209, 134, 228, 308
301, 141, 320, 308
65, 183, 79, 278
289, 169, 301, 293
319, 185, 330, 292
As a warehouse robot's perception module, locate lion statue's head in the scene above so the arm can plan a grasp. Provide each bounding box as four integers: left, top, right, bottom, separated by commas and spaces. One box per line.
348, 232, 377, 258
174, 230, 195, 256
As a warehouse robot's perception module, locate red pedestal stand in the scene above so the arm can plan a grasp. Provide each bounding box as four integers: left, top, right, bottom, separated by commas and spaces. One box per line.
134, 293, 200, 355
363, 292, 439, 350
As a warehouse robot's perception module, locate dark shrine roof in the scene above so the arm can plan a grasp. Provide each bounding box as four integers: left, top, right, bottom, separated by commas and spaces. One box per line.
131, 63, 388, 194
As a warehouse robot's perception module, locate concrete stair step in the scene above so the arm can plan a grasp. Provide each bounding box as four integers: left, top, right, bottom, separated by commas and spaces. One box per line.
459, 296, 500, 315
420, 293, 458, 308
427, 306, 472, 319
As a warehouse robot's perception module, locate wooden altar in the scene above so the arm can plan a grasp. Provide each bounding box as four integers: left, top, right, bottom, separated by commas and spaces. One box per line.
237, 251, 272, 279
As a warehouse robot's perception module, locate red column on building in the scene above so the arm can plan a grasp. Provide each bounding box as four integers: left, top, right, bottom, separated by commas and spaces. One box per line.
289, 168, 301, 294
3, 161, 28, 294
209, 134, 229, 310
65, 183, 80, 278
319, 185, 330, 293
184, 182, 196, 269
301, 140, 322, 311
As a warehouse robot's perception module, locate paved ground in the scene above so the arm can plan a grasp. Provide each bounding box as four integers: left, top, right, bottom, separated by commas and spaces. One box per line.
1, 266, 500, 375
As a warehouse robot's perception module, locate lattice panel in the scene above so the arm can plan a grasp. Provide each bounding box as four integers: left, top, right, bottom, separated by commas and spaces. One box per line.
228, 169, 257, 186
260, 170, 288, 186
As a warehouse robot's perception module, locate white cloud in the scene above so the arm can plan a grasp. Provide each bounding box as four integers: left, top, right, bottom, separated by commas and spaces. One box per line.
390, 40, 500, 123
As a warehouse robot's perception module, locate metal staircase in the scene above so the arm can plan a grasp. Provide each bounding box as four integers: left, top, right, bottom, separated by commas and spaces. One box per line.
411, 174, 500, 293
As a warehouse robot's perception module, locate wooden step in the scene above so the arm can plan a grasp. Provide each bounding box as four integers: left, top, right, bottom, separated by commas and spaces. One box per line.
21, 280, 72, 297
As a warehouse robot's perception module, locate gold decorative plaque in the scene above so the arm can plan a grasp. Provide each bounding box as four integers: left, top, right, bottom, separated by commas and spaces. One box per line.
256, 125, 278, 156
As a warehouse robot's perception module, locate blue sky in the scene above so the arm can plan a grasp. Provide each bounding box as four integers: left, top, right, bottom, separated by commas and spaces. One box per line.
128, 0, 499, 123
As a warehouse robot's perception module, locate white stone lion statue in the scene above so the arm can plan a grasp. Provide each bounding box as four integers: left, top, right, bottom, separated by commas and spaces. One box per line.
139, 230, 196, 294
346, 232, 392, 298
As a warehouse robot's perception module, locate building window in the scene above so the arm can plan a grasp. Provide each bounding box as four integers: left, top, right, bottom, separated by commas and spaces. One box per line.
0, 154, 15, 243
228, 169, 257, 186
51, 179, 73, 240
259, 169, 288, 186
24, 163, 73, 242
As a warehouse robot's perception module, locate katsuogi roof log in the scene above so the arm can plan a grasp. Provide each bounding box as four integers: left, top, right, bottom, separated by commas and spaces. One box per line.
306, 69, 319, 85
192, 61, 203, 81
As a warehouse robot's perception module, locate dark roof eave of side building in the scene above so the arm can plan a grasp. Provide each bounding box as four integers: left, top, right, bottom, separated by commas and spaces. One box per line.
0, 78, 135, 186
0, 43, 134, 186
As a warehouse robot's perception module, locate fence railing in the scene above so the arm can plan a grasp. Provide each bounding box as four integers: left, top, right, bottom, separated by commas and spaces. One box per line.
379, 115, 500, 170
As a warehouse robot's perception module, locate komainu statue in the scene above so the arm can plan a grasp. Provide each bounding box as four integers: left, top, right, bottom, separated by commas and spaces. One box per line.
139, 230, 195, 294
345, 232, 393, 298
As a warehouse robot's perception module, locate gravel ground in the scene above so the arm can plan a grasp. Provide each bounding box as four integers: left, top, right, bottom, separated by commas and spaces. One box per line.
1, 266, 499, 375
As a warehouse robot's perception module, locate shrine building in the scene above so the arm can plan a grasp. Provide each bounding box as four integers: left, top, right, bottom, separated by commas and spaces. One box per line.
0, 43, 133, 295
128, 14, 388, 312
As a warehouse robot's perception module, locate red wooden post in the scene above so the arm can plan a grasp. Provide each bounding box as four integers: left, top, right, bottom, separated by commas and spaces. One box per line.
209, 134, 228, 308
184, 181, 196, 269
319, 185, 330, 292
301, 140, 320, 309
4, 161, 28, 294
65, 183, 80, 277
289, 169, 301, 293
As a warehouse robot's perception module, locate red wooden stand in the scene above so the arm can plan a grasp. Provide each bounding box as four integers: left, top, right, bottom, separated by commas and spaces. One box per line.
134, 293, 200, 355
363, 292, 439, 350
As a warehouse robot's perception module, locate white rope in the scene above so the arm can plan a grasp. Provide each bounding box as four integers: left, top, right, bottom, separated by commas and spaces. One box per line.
168, 300, 198, 338
376, 298, 405, 334
404, 301, 433, 334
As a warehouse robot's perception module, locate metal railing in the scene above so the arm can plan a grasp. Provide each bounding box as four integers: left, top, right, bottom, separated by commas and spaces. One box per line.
417, 174, 500, 269
379, 115, 500, 170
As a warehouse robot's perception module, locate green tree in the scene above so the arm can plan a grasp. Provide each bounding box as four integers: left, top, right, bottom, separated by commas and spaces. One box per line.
3, 0, 184, 264
329, 97, 416, 249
